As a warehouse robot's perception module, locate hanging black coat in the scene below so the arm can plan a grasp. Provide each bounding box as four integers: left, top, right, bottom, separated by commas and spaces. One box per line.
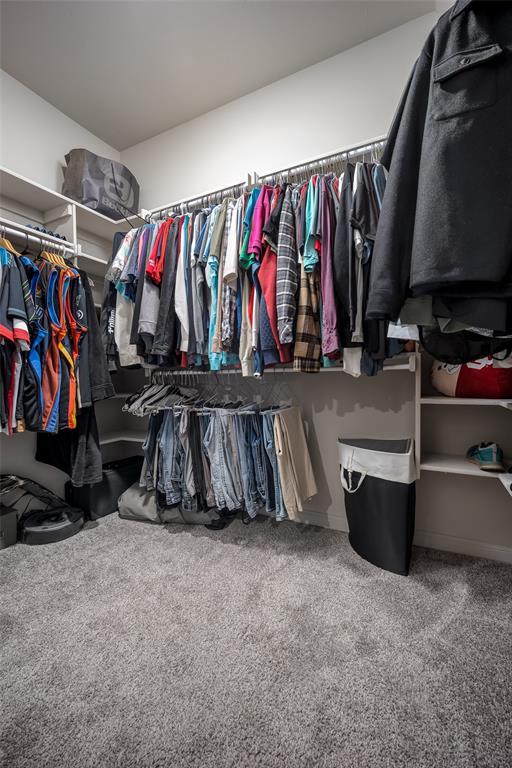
367, 0, 512, 322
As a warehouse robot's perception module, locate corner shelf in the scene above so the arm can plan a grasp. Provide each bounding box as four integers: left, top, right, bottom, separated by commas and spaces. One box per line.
415, 356, 512, 501
421, 453, 511, 479
75, 202, 127, 241
0, 165, 128, 243
421, 396, 512, 410
0, 166, 70, 212
76, 251, 109, 269
99, 431, 145, 446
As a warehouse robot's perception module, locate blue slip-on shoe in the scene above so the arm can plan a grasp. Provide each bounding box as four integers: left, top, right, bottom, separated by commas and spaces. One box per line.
466, 442, 505, 472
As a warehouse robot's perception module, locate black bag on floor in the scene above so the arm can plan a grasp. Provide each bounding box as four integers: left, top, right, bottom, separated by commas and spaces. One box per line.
0, 475, 84, 545
338, 438, 416, 576
62, 148, 140, 220
118, 483, 216, 525
0, 504, 17, 549
66, 456, 144, 520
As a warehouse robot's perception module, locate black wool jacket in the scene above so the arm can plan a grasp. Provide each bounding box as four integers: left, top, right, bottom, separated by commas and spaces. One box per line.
367, 0, 512, 321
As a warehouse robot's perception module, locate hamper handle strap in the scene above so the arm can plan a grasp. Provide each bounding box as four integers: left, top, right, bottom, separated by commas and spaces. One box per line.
339, 449, 366, 493
340, 468, 366, 493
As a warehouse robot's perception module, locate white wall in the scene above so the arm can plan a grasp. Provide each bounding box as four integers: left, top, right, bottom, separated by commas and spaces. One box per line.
0, 70, 120, 193
121, 12, 437, 209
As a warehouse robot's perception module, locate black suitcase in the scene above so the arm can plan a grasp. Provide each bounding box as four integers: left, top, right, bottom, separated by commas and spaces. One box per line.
66, 456, 143, 520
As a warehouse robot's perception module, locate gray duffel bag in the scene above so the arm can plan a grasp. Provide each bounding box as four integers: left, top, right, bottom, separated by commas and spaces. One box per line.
117, 483, 216, 525
62, 148, 140, 220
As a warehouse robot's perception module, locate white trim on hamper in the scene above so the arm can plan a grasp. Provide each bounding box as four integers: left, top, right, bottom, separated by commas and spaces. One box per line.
338, 440, 416, 487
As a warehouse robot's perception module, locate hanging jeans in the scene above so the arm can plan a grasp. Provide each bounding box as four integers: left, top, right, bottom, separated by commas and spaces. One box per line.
203, 411, 241, 511
249, 414, 274, 513
141, 412, 164, 491
262, 412, 286, 521
157, 410, 182, 506
234, 415, 260, 518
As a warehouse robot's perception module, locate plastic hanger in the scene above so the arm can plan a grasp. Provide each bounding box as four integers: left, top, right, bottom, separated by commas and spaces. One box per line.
53, 244, 68, 268
0, 226, 21, 256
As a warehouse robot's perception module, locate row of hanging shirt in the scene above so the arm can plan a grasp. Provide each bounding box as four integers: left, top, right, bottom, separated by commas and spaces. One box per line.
125, 378, 317, 523
102, 161, 411, 378
0, 234, 113, 436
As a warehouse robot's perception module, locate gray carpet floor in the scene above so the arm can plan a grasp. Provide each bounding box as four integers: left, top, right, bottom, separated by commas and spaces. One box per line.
1, 515, 512, 768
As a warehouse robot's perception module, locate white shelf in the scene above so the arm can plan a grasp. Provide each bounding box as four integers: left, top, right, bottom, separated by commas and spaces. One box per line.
75, 201, 128, 241
95, 392, 131, 400
99, 431, 145, 446
0, 166, 69, 212
0, 166, 129, 242
421, 453, 511, 479
77, 251, 109, 269
0, 215, 73, 252
421, 396, 512, 410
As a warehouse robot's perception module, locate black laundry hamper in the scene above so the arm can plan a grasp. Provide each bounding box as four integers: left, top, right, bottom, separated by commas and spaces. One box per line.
338, 438, 416, 576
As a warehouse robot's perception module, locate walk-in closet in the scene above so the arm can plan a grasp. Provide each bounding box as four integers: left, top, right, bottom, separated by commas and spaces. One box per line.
1, 2, 511, 767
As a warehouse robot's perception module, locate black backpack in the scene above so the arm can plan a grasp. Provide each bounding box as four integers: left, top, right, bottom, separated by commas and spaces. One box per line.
0, 475, 84, 545
420, 328, 512, 365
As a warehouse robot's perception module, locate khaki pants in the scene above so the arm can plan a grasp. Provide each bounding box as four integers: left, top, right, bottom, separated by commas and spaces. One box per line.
274, 406, 317, 519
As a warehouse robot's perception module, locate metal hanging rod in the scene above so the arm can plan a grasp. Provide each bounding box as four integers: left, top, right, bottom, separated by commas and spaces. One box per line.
147, 134, 387, 222
149, 175, 252, 220
0, 216, 75, 255
149, 354, 415, 377
255, 134, 387, 183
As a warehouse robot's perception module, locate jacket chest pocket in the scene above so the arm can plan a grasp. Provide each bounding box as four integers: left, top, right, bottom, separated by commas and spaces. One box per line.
431, 43, 503, 120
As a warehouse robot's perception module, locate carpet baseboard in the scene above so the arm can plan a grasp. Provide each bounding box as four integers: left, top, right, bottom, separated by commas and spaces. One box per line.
413, 529, 512, 564
294, 509, 512, 564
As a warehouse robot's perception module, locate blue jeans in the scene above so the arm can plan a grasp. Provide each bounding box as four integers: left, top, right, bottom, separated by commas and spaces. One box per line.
234, 415, 260, 518
157, 410, 182, 506
141, 412, 164, 491
262, 413, 286, 521
248, 414, 275, 513
203, 411, 241, 511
